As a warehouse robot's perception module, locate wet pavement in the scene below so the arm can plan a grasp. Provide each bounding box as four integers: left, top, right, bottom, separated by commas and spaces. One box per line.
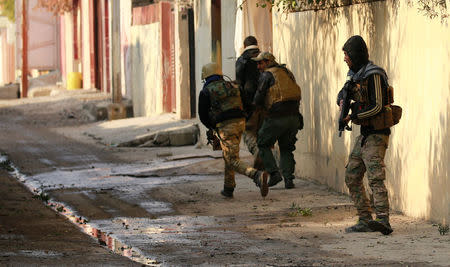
3, 154, 222, 265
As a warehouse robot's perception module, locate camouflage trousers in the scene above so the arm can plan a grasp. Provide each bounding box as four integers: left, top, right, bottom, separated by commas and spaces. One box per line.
345, 134, 390, 219
217, 118, 258, 189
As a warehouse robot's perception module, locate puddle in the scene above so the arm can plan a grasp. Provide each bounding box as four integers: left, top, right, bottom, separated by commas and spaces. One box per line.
0, 154, 224, 266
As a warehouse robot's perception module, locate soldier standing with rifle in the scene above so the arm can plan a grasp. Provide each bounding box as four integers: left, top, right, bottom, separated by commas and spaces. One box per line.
338, 35, 401, 235
198, 62, 269, 198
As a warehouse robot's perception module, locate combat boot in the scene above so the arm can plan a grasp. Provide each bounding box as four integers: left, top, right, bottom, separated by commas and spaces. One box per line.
253, 171, 269, 197
220, 186, 234, 198
345, 216, 374, 233
368, 216, 393, 235
284, 178, 295, 189
268, 171, 283, 187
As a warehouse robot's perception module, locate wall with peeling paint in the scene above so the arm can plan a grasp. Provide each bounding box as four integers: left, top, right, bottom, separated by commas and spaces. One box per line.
273, 1, 450, 223
130, 23, 162, 117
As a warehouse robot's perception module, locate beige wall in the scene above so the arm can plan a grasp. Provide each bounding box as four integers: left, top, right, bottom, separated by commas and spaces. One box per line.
63, 13, 74, 78
193, 0, 212, 142
175, 4, 191, 120
273, 1, 450, 223
120, 0, 132, 99
221, 0, 237, 80
194, 0, 239, 142
81, 0, 91, 89
130, 23, 162, 117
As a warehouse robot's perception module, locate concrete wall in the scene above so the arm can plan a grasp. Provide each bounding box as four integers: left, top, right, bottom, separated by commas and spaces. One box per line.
130, 23, 162, 117
194, 0, 211, 107
273, 1, 450, 223
221, 0, 237, 80
63, 12, 74, 83
120, 0, 132, 98
175, 4, 191, 119
81, 0, 91, 89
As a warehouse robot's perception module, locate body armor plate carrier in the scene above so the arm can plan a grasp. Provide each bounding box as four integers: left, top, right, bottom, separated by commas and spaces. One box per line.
265, 67, 301, 110
351, 65, 402, 130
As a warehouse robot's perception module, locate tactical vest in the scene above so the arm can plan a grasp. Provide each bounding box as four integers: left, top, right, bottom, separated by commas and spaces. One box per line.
265, 67, 301, 110
207, 80, 243, 120
351, 77, 401, 130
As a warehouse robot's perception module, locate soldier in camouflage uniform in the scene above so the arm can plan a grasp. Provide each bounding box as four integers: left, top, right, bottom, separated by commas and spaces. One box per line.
198, 62, 269, 198
338, 35, 394, 235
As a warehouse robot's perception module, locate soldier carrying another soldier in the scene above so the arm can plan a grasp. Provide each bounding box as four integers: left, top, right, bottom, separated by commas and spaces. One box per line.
252, 52, 303, 189
198, 62, 269, 198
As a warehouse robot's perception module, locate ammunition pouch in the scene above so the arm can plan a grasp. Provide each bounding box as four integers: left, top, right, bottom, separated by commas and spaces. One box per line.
353, 105, 402, 130
391, 105, 402, 125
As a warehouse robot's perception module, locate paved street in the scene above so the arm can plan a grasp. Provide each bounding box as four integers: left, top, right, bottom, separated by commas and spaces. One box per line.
0, 93, 448, 266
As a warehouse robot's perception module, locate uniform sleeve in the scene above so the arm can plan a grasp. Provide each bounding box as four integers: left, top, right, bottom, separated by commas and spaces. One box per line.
235, 57, 246, 86
352, 74, 383, 120
198, 89, 212, 129
253, 71, 274, 107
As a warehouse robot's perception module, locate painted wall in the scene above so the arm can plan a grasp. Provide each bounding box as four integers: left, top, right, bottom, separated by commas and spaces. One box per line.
130, 23, 162, 117
174, 4, 191, 119
81, 0, 91, 89
0, 17, 15, 85
63, 12, 74, 84
120, 0, 132, 98
272, 1, 450, 223
15, 0, 59, 71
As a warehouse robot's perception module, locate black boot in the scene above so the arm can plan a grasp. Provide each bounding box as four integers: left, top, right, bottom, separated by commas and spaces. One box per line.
253, 171, 269, 197
284, 178, 295, 189
253, 156, 264, 171
268, 172, 283, 187
220, 186, 234, 198
368, 216, 393, 235
345, 215, 374, 233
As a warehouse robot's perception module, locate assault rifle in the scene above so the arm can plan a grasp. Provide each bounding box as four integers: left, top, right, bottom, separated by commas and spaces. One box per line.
338, 80, 354, 137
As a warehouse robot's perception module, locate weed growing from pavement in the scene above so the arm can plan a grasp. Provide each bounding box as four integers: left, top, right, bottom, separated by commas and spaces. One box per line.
438, 224, 449, 235
288, 202, 312, 217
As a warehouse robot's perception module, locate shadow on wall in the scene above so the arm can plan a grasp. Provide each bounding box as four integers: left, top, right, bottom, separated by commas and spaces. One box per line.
276, 0, 450, 222
130, 36, 145, 117
275, 3, 378, 192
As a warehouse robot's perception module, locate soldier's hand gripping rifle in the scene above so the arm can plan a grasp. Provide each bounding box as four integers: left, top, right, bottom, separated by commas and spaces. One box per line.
338, 80, 354, 137
206, 128, 222, 151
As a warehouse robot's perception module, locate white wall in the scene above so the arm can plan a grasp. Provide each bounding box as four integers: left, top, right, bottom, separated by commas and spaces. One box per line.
130, 23, 162, 117
273, 1, 450, 223
63, 12, 74, 76
120, 0, 132, 99
221, 0, 237, 80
